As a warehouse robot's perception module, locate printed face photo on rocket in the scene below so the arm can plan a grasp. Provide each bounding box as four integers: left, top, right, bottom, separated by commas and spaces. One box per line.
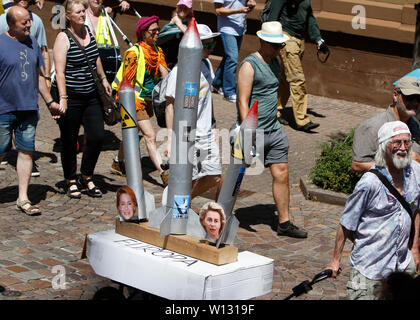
199, 202, 226, 242
116, 186, 139, 222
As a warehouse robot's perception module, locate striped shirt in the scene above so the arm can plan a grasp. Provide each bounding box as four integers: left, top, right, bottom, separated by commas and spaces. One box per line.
62, 26, 99, 94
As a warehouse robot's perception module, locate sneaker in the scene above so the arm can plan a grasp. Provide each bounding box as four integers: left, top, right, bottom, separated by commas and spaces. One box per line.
212, 86, 224, 95
160, 170, 169, 187
224, 94, 237, 103
1, 158, 7, 165
298, 121, 320, 133
110, 159, 126, 177
277, 222, 308, 238
31, 162, 40, 177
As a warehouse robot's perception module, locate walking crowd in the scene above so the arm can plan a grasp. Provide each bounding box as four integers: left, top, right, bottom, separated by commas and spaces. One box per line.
0, 0, 419, 300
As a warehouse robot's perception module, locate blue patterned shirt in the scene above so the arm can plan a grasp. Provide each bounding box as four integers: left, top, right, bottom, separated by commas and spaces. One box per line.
340, 162, 420, 280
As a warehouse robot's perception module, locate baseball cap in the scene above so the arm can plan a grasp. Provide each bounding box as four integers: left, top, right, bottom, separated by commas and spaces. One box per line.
394, 76, 420, 96
177, 0, 192, 8
378, 121, 411, 144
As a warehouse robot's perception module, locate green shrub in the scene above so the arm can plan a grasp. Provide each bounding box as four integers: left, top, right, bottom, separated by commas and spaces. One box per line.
309, 129, 362, 194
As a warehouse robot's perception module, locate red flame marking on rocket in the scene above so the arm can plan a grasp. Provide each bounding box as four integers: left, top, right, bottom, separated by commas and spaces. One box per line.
119, 75, 133, 91
241, 100, 258, 130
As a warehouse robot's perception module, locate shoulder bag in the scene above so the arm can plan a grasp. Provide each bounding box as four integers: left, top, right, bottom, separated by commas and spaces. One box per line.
64, 27, 121, 126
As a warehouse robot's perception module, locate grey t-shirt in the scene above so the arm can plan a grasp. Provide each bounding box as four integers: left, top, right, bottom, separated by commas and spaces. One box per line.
0, 9, 47, 48
352, 106, 420, 162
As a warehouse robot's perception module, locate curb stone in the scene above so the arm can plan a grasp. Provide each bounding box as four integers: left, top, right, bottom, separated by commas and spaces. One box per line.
299, 175, 348, 206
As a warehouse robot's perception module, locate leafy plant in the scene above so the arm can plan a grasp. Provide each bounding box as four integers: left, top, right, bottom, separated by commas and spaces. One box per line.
309, 130, 362, 194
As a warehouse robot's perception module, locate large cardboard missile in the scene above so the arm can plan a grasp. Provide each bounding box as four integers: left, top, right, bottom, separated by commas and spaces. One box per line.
148, 18, 205, 238
118, 76, 155, 220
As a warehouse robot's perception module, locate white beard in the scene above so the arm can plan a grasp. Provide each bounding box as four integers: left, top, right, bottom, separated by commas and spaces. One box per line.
392, 151, 412, 169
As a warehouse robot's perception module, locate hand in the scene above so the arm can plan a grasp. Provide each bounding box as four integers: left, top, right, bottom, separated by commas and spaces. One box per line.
102, 79, 112, 96
241, 6, 251, 13
171, 14, 182, 26
246, 0, 256, 10
105, 6, 113, 14
325, 260, 341, 278
59, 99, 67, 114
317, 40, 322, 50
35, 0, 44, 9
49, 101, 63, 119
119, 1, 130, 12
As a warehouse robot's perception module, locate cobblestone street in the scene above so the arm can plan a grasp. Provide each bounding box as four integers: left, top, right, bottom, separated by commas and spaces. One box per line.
0, 89, 380, 300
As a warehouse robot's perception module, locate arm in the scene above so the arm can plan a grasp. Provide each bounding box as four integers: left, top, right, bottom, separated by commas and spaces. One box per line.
38, 69, 61, 119
237, 61, 254, 122
96, 56, 112, 96
351, 160, 374, 174
267, 0, 286, 22
159, 63, 168, 78
214, 3, 251, 17
171, 14, 187, 33
40, 46, 51, 89
53, 32, 69, 115
306, 5, 322, 43
411, 209, 420, 271
326, 224, 353, 278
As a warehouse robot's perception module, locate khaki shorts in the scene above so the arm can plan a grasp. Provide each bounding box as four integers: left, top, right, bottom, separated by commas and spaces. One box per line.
136, 99, 154, 121
346, 257, 418, 300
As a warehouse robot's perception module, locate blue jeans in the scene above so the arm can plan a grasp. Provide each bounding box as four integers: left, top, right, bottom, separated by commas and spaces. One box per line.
0, 110, 39, 156
213, 33, 243, 97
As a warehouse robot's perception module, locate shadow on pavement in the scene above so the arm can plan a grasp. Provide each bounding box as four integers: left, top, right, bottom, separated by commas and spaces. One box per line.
0, 184, 59, 204
235, 203, 277, 232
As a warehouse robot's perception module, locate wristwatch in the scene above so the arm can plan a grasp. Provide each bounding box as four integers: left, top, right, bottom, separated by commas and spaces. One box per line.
46, 100, 54, 108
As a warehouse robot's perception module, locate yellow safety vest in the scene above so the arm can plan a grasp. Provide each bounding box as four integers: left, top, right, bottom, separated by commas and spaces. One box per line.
112, 44, 146, 101
0, 2, 5, 15
95, 12, 112, 47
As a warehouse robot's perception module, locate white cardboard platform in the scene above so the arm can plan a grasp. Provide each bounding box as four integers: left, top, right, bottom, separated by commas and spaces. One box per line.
86, 229, 273, 300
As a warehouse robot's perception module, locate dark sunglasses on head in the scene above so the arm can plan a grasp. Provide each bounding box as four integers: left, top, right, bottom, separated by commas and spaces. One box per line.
270, 42, 286, 49
202, 40, 217, 50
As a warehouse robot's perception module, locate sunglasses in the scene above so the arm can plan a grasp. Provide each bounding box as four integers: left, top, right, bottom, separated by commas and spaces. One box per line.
271, 42, 286, 49
202, 40, 217, 50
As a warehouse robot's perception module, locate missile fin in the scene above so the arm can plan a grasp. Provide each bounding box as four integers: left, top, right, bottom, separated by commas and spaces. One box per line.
159, 209, 172, 237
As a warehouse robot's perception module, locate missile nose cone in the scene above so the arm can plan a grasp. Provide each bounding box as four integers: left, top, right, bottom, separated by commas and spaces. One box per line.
119, 75, 133, 91
180, 17, 202, 48
242, 100, 259, 130
187, 17, 199, 36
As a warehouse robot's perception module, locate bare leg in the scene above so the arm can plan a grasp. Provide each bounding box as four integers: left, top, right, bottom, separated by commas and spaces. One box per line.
269, 163, 290, 224
191, 175, 222, 200
137, 119, 163, 174
16, 149, 32, 203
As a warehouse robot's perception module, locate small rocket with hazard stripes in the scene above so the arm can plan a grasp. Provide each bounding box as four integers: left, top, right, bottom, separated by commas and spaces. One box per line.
214, 100, 259, 247
118, 76, 155, 220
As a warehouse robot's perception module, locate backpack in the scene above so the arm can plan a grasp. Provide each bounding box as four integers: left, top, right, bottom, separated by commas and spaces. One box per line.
152, 74, 169, 128
260, 0, 271, 22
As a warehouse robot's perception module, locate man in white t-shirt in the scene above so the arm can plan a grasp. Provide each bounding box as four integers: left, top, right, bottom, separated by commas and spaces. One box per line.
165, 24, 222, 200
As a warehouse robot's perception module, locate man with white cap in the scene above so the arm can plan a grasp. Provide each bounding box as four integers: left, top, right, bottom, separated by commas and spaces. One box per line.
352, 76, 420, 173
165, 24, 222, 200
327, 121, 420, 300
237, 21, 307, 238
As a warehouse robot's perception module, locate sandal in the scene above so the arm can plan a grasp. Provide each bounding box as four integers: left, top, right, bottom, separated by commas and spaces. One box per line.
67, 180, 81, 199
16, 199, 41, 216
78, 176, 102, 198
